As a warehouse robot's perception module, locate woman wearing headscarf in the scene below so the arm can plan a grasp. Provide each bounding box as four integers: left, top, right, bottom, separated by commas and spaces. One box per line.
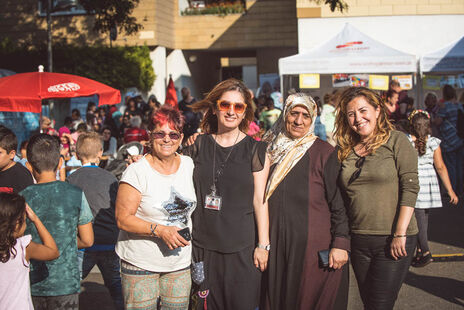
261, 93, 350, 310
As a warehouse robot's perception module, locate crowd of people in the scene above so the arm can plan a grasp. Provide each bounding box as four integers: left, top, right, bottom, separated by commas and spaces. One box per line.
0, 78, 463, 310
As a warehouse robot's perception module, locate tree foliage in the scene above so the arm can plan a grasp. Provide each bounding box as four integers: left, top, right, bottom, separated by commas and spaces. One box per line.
314, 0, 349, 12
0, 40, 155, 92
53, 44, 155, 92
78, 0, 143, 36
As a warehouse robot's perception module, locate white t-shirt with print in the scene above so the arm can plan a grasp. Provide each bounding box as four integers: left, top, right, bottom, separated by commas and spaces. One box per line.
116, 154, 196, 272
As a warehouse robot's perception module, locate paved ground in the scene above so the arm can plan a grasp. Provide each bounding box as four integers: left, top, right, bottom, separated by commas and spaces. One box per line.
347, 202, 464, 309
80, 202, 464, 310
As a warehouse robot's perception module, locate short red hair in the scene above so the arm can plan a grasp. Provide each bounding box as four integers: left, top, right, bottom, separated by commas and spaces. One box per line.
150, 105, 185, 132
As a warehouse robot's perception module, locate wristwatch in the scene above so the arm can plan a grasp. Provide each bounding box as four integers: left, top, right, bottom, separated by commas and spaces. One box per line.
257, 243, 270, 251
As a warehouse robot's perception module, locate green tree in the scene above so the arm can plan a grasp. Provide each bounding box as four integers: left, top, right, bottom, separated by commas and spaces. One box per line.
0, 42, 155, 92
53, 44, 155, 92
312, 0, 349, 12
78, 0, 143, 36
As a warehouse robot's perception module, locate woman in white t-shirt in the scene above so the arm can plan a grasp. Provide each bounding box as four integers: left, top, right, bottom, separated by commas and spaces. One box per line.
115, 106, 196, 310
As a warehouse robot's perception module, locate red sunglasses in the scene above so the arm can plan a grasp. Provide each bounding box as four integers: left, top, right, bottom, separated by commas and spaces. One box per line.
152, 131, 181, 140
216, 100, 247, 114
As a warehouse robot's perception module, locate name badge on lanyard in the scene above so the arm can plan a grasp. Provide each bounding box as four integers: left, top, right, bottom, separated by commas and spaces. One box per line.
204, 193, 222, 211
206, 132, 239, 211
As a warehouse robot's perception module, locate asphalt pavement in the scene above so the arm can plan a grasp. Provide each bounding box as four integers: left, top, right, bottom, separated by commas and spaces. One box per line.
80, 201, 464, 310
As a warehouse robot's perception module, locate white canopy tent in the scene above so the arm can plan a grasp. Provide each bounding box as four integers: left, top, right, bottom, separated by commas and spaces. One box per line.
279, 23, 416, 75
417, 36, 464, 107
420, 36, 464, 74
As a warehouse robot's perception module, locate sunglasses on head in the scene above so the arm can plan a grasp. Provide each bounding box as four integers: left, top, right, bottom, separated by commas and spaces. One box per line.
152, 131, 181, 140
348, 156, 365, 185
216, 100, 247, 114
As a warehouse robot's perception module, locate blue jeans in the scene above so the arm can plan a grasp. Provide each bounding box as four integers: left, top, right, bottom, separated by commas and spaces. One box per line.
78, 250, 123, 310
442, 146, 464, 195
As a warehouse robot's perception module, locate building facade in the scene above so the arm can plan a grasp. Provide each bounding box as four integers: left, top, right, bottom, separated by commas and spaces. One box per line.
1, 0, 298, 102
296, 0, 464, 56
3, 0, 462, 102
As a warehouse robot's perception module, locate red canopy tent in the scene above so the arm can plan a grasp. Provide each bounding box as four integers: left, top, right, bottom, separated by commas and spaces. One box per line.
0, 71, 121, 113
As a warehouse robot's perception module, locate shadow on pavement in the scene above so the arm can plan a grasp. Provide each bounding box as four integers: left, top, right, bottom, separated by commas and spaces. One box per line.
80, 281, 115, 310
428, 203, 464, 250
404, 271, 464, 307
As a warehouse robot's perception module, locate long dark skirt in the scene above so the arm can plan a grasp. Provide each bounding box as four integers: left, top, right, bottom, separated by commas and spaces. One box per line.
262, 143, 349, 310
191, 245, 261, 310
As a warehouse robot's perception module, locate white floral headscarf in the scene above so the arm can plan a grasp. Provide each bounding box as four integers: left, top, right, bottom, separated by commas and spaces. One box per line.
262, 93, 318, 201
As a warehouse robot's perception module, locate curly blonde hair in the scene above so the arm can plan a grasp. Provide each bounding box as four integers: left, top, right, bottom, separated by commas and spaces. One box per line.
190, 78, 254, 134
334, 87, 394, 162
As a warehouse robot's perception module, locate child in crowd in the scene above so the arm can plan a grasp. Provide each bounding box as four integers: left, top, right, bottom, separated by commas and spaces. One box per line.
18, 140, 29, 167
259, 97, 281, 131
313, 96, 327, 141
0, 126, 34, 193
58, 127, 75, 160
66, 123, 88, 176
408, 110, 458, 267
0, 192, 59, 309
320, 92, 337, 146
66, 132, 123, 310
20, 134, 94, 310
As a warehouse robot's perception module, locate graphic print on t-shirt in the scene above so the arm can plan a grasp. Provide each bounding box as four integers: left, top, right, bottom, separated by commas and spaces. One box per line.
162, 187, 196, 225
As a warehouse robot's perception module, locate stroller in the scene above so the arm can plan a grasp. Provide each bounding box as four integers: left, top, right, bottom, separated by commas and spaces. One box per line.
105, 141, 144, 180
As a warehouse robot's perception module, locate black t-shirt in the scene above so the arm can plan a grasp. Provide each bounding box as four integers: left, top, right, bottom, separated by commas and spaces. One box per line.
183, 134, 267, 253
179, 98, 202, 138
0, 162, 34, 193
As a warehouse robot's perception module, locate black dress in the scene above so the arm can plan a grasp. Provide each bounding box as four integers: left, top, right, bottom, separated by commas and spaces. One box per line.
262, 139, 350, 310
183, 134, 267, 310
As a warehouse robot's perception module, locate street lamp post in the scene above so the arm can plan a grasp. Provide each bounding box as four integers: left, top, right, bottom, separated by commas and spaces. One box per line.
44, 0, 78, 122
45, 0, 78, 72
47, 0, 53, 72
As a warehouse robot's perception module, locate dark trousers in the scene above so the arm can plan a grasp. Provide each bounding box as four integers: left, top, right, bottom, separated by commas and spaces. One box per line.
78, 250, 123, 310
351, 234, 417, 310
442, 146, 464, 195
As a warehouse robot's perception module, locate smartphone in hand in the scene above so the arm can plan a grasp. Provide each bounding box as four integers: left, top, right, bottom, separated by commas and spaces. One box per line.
178, 227, 191, 241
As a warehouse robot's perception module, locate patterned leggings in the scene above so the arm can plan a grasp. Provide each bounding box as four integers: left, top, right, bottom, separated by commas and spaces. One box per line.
121, 260, 191, 310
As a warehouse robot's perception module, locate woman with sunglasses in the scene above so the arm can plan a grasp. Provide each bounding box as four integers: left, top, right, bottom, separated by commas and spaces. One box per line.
334, 87, 419, 310
261, 93, 350, 310
183, 78, 270, 310
115, 106, 196, 309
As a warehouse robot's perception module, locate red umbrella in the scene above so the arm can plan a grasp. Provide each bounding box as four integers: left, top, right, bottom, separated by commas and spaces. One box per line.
164, 77, 178, 108
0, 72, 121, 113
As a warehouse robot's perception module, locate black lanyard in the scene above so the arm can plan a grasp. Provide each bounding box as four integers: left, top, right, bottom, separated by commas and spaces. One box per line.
210, 131, 240, 195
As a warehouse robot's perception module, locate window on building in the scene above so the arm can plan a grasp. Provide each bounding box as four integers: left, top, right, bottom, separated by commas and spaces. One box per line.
221, 66, 242, 81
180, 0, 246, 15
38, 0, 87, 16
